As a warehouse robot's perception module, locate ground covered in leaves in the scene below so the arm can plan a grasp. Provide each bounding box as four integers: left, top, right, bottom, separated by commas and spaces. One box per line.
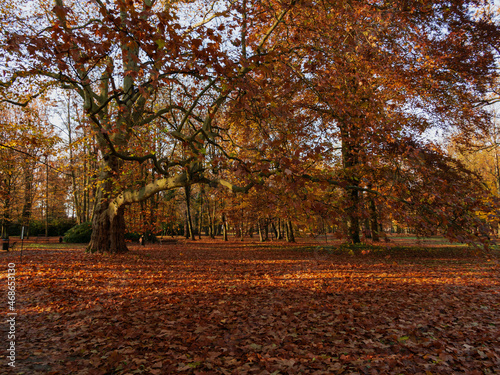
1, 238, 499, 374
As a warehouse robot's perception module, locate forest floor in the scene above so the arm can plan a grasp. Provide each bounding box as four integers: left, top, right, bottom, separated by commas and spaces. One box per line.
0, 237, 499, 375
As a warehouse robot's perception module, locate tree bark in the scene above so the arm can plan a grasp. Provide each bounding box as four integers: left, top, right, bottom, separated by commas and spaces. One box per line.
88, 201, 128, 253
258, 219, 264, 242
21, 163, 34, 237
341, 124, 361, 244
87, 155, 128, 253
369, 194, 380, 242
270, 220, 278, 240
184, 185, 195, 240
285, 220, 295, 243
222, 214, 228, 241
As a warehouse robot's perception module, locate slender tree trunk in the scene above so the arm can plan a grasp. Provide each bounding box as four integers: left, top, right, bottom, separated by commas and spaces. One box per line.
148, 171, 158, 242
270, 220, 278, 240
83, 153, 88, 223
184, 185, 195, 240
211, 200, 217, 238
341, 124, 361, 244
21, 164, 34, 237
198, 188, 203, 239
285, 220, 295, 243
258, 219, 264, 242
66, 94, 84, 224
347, 189, 361, 243
364, 216, 372, 239
368, 187, 380, 242
276, 218, 283, 240
207, 199, 215, 239
222, 214, 228, 241
1, 176, 11, 239
45, 157, 49, 237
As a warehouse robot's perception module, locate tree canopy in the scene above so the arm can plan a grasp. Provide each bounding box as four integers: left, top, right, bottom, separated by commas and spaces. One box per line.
1, 0, 499, 252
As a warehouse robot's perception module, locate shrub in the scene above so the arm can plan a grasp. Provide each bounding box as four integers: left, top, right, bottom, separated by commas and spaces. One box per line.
125, 231, 141, 241
63, 222, 92, 243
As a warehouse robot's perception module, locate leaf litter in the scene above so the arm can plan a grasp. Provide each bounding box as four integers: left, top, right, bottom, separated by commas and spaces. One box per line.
1, 239, 499, 374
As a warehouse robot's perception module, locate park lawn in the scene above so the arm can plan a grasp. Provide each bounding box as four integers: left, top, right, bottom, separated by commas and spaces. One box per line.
1, 239, 499, 375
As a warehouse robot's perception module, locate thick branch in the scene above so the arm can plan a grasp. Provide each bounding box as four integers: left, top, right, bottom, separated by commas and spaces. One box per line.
108, 172, 189, 216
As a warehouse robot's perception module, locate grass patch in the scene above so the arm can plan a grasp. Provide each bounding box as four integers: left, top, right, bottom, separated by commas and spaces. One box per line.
294, 242, 498, 259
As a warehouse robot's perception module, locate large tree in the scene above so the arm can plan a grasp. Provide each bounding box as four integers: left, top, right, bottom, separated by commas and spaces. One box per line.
221, 0, 500, 243
1, 0, 296, 252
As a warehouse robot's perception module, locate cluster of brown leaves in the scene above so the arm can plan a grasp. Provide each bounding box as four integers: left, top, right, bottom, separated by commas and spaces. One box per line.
1, 239, 499, 374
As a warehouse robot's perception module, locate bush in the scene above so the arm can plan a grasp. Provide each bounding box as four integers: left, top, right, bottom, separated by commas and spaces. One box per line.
63, 222, 92, 243
125, 231, 141, 241
7, 218, 77, 237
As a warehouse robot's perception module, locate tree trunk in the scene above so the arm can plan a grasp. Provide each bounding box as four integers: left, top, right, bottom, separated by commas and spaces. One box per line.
258, 219, 264, 242
45, 158, 49, 237
87, 156, 128, 253
21, 164, 34, 237
1, 191, 11, 239
211, 200, 217, 238
198, 188, 203, 239
66, 94, 84, 224
222, 214, 228, 241
270, 220, 278, 240
276, 218, 283, 240
364, 216, 372, 239
369, 195, 380, 242
184, 185, 195, 240
285, 220, 295, 243
341, 126, 361, 244
208, 200, 215, 239
88, 202, 128, 253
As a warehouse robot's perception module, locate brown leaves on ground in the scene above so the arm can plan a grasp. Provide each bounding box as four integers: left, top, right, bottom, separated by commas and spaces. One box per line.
1, 239, 499, 374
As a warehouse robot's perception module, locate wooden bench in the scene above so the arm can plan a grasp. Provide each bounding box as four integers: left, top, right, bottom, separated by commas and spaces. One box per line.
161, 238, 178, 244
2, 241, 16, 252
36, 235, 51, 243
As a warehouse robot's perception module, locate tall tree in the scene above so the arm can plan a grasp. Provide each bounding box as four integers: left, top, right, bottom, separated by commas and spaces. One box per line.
1, 0, 295, 252
224, 0, 500, 243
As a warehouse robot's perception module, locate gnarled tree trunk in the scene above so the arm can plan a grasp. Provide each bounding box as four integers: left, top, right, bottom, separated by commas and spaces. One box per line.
87, 155, 128, 253
88, 202, 128, 253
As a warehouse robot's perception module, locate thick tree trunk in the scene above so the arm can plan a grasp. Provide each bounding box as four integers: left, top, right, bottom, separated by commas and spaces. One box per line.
87, 201, 128, 253
87, 156, 128, 253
